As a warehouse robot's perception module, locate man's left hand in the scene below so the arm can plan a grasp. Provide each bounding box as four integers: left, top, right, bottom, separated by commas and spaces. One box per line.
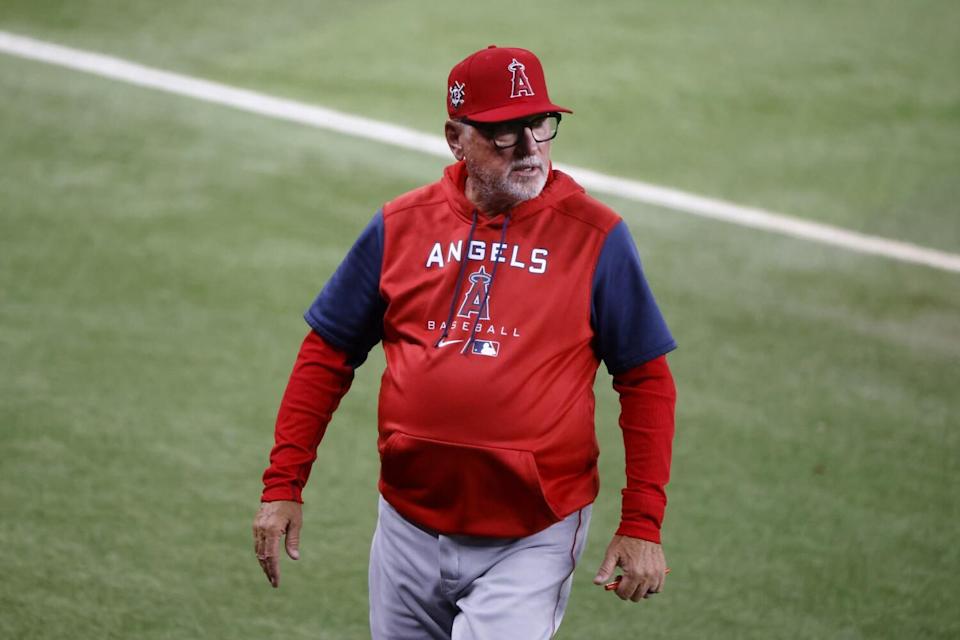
593, 535, 667, 602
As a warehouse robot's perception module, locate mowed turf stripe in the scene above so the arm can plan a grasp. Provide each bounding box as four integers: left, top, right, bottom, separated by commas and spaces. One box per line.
2, 29, 958, 274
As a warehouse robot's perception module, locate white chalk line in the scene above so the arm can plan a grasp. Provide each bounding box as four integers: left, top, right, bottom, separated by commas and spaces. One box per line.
1, 30, 958, 274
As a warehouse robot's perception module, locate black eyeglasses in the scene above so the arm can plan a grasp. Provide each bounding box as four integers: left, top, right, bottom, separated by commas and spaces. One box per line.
459, 113, 562, 149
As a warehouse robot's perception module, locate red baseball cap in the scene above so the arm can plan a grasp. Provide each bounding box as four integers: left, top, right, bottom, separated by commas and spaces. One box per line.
446, 45, 572, 123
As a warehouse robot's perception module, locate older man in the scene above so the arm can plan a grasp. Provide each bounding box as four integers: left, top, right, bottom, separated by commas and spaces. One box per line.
253, 45, 677, 639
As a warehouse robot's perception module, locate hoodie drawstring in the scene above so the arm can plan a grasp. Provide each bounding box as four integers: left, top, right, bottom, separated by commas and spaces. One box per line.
434, 209, 512, 356
462, 212, 511, 355
435, 209, 480, 347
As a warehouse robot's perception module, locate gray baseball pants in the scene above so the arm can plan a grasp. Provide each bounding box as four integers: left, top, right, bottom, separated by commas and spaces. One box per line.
369, 495, 592, 640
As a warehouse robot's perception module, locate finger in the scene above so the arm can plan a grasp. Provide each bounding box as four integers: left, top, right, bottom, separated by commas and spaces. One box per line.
261, 531, 281, 588
256, 542, 274, 585
256, 539, 270, 578
254, 526, 266, 559
254, 511, 272, 554
285, 519, 302, 561
616, 573, 641, 601
257, 556, 272, 583
645, 571, 661, 596
630, 579, 650, 602
593, 551, 619, 584
253, 512, 279, 586
651, 563, 669, 594
266, 555, 279, 588
651, 570, 666, 594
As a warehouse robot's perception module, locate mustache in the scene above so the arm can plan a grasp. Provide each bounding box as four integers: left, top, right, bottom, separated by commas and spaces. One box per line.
511, 158, 543, 170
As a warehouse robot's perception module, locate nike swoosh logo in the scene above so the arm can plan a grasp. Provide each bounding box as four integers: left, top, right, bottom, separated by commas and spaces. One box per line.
437, 339, 464, 348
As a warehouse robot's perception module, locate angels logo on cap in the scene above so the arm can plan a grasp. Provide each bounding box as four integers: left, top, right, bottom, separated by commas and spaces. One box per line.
508, 58, 534, 98
446, 45, 572, 123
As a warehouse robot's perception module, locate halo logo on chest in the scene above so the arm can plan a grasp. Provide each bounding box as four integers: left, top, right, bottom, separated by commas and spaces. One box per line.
427, 264, 521, 349
457, 266, 492, 320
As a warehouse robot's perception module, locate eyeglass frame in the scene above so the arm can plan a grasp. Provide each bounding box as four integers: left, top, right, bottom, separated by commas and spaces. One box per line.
457, 112, 562, 149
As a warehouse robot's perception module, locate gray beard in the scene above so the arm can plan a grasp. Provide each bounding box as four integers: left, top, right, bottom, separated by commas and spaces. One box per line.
465, 157, 547, 213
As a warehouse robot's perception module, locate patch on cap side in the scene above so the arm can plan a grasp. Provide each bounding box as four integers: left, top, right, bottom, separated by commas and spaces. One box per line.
449, 81, 466, 109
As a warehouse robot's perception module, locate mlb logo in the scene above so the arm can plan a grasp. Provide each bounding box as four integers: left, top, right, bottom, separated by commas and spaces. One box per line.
471, 340, 500, 357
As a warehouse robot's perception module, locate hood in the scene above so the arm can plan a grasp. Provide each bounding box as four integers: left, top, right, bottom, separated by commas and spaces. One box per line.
441, 160, 585, 226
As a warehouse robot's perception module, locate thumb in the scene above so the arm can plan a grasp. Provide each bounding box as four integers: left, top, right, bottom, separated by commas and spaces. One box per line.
285, 520, 302, 561
593, 550, 619, 584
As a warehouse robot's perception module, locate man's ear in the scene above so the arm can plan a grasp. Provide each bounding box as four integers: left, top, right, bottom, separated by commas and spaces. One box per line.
445, 120, 465, 161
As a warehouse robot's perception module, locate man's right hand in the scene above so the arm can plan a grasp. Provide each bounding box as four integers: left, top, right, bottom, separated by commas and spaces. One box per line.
252, 500, 303, 588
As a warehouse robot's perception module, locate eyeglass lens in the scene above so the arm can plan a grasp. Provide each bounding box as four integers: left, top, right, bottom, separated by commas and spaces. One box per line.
492, 115, 559, 148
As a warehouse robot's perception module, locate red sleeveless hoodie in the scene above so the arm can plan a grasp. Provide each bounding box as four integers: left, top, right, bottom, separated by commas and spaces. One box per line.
263, 162, 677, 542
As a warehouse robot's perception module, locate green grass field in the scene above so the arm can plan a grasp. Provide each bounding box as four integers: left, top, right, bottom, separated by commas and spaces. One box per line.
1, 2, 958, 638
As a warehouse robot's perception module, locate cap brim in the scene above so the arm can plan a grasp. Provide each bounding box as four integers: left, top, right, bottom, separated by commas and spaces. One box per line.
466, 102, 572, 123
